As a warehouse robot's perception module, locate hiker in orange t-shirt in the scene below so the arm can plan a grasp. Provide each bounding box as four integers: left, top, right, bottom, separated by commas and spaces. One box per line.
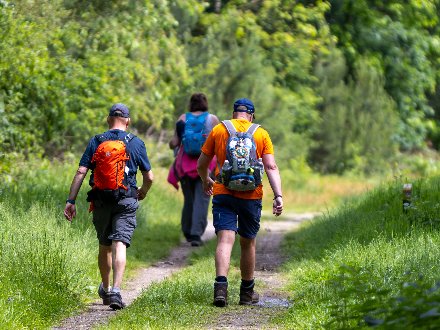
197, 98, 283, 307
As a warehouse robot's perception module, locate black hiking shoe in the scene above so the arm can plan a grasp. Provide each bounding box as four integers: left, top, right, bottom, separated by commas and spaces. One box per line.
239, 288, 259, 305
190, 239, 203, 247
213, 282, 228, 307
109, 291, 126, 310
98, 283, 111, 306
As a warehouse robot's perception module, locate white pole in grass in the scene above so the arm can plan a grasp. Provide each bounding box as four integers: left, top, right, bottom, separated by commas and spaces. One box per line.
403, 183, 412, 213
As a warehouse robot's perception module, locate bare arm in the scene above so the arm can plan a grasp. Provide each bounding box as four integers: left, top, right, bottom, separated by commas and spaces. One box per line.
262, 154, 283, 216
64, 166, 89, 222
197, 152, 215, 195
137, 170, 154, 200
211, 114, 220, 126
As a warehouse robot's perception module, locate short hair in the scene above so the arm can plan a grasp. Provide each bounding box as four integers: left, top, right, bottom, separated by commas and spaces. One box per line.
188, 93, 208, 112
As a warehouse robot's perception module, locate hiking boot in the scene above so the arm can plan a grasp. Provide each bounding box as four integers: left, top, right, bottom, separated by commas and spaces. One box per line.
98, 283, 111, 305
191, 239, 203, 247
213, 282, 228, 307
239, 288, 259, 305
109, 291, 126, 310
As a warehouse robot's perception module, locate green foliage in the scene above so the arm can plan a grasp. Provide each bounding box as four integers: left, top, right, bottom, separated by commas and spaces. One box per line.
324, 0, 440, 150
0, 0, 193, 157
311, 48, 399, 174
325, 266, 440, 329
2, 0, 440, 175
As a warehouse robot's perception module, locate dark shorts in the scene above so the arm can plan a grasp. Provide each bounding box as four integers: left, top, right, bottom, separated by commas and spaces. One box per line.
92, 197, 139, 247
212, 194, 262, 239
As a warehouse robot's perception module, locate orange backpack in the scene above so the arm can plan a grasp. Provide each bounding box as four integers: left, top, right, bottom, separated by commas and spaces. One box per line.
91, 134, 134, 192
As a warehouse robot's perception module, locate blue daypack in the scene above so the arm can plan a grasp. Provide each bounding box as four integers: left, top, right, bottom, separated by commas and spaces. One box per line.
182, 112, 209, 156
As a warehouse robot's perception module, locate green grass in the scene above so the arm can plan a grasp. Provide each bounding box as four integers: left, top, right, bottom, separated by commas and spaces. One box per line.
4, 145, 435, 328
0, 193, 97, 328
274, 176, 440, 329
0, 159, 182, 328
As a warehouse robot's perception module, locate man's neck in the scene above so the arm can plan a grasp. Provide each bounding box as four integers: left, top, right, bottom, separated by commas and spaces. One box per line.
233, 114, 252, 122
109, 125, 127, 131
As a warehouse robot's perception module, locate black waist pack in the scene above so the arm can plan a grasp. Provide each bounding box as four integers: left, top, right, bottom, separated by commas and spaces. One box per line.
87, 187, 137, 203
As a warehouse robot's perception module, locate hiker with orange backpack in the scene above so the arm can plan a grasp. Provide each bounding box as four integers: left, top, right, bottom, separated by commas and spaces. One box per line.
63, 103, 153, 310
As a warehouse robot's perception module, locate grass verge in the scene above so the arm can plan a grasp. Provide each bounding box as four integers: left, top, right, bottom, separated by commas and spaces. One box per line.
274, 176, 440, 329
0, 160, 182, 328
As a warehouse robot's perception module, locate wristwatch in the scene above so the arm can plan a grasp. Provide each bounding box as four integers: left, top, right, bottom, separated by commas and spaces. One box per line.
66, 199, 76, 204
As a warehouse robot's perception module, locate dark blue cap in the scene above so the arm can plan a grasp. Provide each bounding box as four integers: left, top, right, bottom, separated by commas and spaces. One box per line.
109, 103, 130, 118
233, 98, 255, 115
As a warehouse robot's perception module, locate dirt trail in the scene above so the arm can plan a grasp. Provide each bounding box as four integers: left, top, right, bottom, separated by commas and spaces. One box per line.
53, 213, 316, 330
208, 213, 315, 330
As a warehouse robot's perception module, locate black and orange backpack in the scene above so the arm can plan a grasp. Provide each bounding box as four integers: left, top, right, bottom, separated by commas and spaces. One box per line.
88, 133, 135, 202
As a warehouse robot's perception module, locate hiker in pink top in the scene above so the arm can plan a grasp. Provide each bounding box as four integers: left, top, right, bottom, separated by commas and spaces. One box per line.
168, 93, 219, 246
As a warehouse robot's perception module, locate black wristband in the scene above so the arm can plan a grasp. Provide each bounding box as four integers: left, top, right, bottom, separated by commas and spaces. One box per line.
273, 195, 282, 200
66, 199, 76, 204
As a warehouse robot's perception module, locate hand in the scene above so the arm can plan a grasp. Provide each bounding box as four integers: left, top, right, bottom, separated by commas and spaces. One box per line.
64, 203, 76, 222
202, 177, 214, 196
137, 187, 148, 201
273, 196, 283, 216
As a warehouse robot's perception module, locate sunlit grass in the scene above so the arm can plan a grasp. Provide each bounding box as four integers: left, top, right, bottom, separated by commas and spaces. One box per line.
262, 173, 377, 213
0, 158, 182, 328
274, 176, 440, 328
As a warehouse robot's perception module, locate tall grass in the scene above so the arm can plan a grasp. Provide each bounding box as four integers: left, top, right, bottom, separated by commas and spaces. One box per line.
0, 180, 97, 328
276, 176, 440, 328
0, 155, 183, 328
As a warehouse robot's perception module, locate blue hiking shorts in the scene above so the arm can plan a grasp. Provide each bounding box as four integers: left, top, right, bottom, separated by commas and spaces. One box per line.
212, 194, 262, 239
92, 197, 139, 247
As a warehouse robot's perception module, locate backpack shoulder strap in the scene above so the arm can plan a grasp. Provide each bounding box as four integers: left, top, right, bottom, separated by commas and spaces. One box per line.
124, 132, 136, 144
186, 112, 194, 121
199, 111, 209, 121
222, 120, 236, 136
95, 134, 107, 144
246, 123, 260, 136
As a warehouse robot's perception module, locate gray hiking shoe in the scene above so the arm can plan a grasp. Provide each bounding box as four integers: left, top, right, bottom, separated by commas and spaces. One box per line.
239, 288, 259, 305
213, 282, 228, 307
98, 283, 111, 305
109, 291, 126, 310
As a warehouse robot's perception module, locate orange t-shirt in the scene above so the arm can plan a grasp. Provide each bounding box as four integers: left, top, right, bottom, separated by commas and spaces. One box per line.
201, 119, 274, 199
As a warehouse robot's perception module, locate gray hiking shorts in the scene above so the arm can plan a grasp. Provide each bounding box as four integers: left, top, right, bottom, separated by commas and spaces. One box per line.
92, 197, 139, 247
